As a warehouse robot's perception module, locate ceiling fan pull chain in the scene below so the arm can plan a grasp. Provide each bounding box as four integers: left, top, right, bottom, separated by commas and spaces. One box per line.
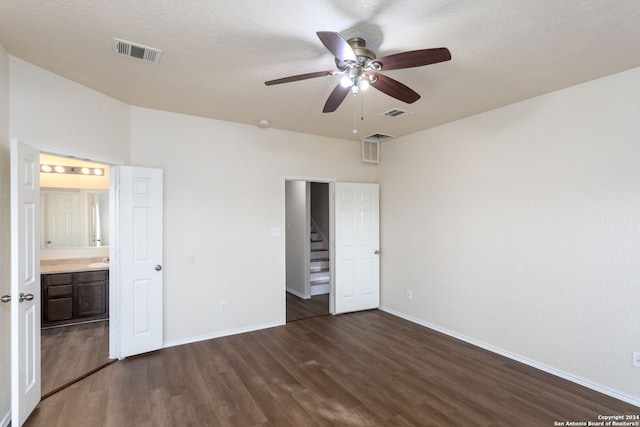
353, 98, 358, 134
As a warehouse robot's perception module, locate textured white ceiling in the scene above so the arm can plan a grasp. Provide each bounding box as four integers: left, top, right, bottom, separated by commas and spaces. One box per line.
1, 0, 639, 141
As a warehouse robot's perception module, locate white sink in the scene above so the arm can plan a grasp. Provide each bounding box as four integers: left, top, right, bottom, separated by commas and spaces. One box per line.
88, 262, 110, 268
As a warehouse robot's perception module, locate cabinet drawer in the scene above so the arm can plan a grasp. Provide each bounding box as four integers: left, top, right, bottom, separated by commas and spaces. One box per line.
43, 273, 73, 286
47, 298, 73, 321
77, 271, 107, 282
48, 284, 72, 298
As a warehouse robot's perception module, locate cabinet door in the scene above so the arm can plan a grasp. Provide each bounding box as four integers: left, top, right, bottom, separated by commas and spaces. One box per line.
75, 281, 107, 317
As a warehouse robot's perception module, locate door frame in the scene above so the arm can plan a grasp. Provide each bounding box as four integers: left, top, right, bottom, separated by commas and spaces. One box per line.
282, 176, 336, 317
31, 143, 122, 360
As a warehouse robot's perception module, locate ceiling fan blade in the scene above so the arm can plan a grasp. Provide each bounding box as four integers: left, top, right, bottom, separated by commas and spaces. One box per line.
316, 31, 357, 63
323, 83, 351, 113
265, 70, 339, 86
369, 73, 421, 104
374, 47, 451, 71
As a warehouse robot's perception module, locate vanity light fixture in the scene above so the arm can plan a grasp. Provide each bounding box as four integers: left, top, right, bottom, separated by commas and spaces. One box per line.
40, 164, 105, 176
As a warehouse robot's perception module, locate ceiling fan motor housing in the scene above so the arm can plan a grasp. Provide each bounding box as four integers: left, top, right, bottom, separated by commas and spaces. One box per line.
347, 37, 376, 65
336, 37, 379, 71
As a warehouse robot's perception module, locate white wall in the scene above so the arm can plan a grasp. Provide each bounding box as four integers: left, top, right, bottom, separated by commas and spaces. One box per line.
311, 182, 330, 239
9, 57, 130, 163
285, 181, 308, 297
129, 107, 378, 344
0, 43, 11, 427
379, 67, 640, 403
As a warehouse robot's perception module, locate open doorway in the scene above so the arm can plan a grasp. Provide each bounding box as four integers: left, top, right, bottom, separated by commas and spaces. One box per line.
285, 179, 332, 322
38, 153, 112, 396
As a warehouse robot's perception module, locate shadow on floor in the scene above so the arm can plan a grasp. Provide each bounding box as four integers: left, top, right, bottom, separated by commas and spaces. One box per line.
286, 292, 329, 322
41, 320, 111, 396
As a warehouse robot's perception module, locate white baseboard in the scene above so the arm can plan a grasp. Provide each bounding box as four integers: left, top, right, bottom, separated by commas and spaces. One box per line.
286, 287, 310, 299
379, 306, 640, 409
1, 409, 10, 427
162, 320, 284, 349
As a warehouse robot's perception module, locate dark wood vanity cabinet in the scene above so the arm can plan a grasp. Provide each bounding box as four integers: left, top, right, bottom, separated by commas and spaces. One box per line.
41, 270, 109, 327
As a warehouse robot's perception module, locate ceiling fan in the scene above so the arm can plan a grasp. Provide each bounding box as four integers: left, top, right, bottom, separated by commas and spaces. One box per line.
265, 31, 451, 113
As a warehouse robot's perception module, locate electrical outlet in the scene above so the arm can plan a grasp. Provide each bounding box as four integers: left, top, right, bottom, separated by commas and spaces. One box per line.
406, 289, 412, 300
220, 300, 228, 312
633, 352, 640, 368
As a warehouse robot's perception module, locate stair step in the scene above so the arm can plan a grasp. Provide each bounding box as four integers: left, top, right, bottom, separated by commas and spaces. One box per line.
310, 225, 329, 291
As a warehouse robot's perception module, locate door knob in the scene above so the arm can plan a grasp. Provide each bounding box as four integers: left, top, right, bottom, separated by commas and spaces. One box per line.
155, 265, 162, 271
1, 295, 10, 303
374, 250, 380, 255
18, 293, 34, 303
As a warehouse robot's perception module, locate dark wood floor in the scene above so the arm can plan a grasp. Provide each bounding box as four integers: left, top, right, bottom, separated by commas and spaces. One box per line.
41, 320, 111, 396
286, 292, 329, 322
26, 310, 638, 426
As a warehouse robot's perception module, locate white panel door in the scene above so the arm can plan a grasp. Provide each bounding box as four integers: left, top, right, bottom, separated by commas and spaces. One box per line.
114, 166, 163, 358
334, 182, 380, 314
10, 139, 41, 426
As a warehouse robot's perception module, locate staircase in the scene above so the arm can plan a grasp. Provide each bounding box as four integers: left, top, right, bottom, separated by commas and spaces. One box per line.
310, 222, 330, 295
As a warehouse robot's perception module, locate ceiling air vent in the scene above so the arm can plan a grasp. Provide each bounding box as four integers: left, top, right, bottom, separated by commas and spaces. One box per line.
113, 38, 162, 64
381, 108, 412, 118
362, 133, 395, 143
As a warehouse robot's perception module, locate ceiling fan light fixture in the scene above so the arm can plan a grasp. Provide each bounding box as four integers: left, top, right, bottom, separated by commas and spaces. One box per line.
340, 76, 353, 88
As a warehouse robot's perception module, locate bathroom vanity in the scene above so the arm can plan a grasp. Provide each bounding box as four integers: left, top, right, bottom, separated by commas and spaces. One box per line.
41, 258, 109, 328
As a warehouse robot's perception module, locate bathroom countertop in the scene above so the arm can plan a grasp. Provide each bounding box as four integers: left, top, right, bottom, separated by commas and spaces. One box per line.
40, 257, 110, 274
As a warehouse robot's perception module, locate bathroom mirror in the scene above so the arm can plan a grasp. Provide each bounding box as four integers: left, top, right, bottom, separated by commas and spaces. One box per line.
40, 188, 109, 249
